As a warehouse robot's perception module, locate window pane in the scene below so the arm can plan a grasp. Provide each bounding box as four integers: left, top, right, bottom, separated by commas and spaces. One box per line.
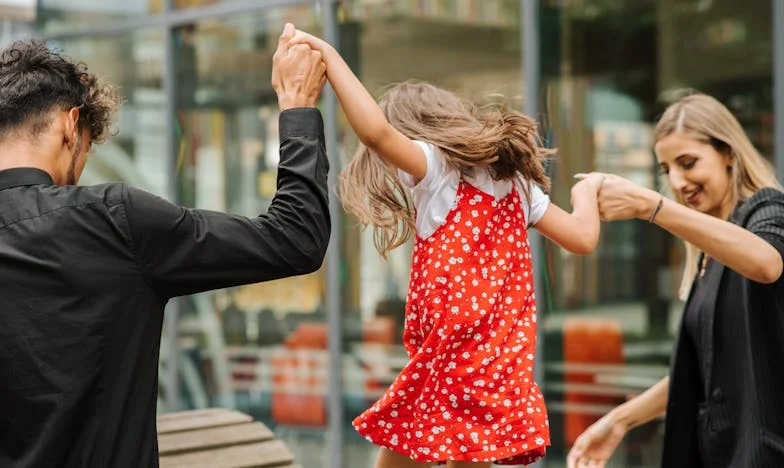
171, 6, 330, 467
38, 0, 159, 34
172, 0, 270, 11
55, 29, 169, 196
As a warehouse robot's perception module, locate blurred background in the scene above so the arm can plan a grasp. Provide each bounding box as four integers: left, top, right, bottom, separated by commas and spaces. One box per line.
1, 0, 780, 466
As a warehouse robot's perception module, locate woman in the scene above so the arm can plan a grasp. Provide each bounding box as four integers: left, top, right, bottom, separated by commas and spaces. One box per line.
566, 93, 784, 468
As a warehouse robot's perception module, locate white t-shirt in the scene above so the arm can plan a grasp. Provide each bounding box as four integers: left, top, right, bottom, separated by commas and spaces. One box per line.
398, 141, 551, 239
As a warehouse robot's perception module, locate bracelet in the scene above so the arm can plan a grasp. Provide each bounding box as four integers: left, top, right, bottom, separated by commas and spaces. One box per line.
648, 196, 664, 223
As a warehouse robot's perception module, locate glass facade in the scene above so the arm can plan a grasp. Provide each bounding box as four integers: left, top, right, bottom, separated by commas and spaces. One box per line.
11, 0, 779, 466
538, 0, 773, 465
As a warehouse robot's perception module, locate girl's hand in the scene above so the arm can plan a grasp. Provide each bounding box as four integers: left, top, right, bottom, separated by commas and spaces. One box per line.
288, 29, 332, 55
570, 172, 605, 209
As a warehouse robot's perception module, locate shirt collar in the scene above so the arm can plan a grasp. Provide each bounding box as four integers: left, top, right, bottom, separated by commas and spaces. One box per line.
0, 168, 55, 191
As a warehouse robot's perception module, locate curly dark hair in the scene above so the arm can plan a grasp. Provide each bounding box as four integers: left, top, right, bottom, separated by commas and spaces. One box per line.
0, 39, 122, 143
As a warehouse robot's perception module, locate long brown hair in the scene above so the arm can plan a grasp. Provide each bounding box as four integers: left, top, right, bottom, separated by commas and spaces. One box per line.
338, 81, 553, 257
654, 92, 781, 299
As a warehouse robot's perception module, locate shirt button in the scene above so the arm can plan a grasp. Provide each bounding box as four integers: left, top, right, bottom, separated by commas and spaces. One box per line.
711, 387, 724, 402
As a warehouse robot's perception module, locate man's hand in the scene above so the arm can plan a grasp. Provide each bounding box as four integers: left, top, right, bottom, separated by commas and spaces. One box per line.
271, 23, 327, 111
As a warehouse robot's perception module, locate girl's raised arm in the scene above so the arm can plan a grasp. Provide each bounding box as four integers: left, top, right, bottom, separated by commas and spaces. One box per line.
289, 26, 427, 181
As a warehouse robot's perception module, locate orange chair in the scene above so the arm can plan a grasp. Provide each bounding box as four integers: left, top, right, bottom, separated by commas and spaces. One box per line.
362, 316, 396, 345
271, 323, 328, 427
562, 318, 625, 447
361, 317, 399, 401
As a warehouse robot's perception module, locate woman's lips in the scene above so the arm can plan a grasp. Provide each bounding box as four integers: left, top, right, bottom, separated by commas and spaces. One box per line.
685, 189, 702, 205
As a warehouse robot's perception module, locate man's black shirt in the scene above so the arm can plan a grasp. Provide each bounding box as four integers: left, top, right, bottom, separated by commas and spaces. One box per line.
0, 108, 330, 468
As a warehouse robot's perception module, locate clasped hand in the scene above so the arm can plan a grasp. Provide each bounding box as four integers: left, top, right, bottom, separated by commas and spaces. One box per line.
271, 23, 327, 111
576, 172, 660, 221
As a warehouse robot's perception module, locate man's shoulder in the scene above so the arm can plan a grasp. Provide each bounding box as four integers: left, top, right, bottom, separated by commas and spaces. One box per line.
70, 182, 166, 205
60, 182, 130, 207
72, 183, 181, 222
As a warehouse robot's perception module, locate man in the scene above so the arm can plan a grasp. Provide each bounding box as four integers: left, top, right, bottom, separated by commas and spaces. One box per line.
0, 23, 329, 468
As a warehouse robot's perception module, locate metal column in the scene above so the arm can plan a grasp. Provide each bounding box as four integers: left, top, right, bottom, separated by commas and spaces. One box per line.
522, 1, 545, 466
775, 0, 784, 182
321, 1, 344, 468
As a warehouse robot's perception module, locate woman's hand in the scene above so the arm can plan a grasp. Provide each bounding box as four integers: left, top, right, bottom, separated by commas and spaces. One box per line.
587, 173, 660, 221
566, 414, 628, 468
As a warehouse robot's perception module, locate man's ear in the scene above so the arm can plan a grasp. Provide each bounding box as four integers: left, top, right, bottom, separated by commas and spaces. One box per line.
64, 107, 81, 147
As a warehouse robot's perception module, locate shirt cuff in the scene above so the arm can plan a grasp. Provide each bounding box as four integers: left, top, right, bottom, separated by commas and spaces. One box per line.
279, 108, 324, 140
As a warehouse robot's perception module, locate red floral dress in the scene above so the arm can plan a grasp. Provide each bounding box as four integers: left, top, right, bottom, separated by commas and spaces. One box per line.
353, 180, 550, 465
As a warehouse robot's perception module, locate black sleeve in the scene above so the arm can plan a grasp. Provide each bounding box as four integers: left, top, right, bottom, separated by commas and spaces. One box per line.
746, 188, 784, 284
122, 108, 330, 298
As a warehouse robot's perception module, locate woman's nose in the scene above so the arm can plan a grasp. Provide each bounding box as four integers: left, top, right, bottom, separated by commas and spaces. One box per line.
668, 169, 688, 193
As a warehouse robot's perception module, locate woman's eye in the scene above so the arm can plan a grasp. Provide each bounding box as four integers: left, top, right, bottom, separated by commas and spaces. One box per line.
682, 160, 696, 169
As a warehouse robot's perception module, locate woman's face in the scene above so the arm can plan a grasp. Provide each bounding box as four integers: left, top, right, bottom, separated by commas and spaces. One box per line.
655, 132, 734, 219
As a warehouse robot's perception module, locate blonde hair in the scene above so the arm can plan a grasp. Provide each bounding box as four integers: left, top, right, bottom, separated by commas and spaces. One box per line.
338, 80, 553, 257
654, 92, 782, 299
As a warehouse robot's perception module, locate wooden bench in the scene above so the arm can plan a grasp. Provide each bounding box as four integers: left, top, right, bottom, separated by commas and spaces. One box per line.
157, 408, 300, 468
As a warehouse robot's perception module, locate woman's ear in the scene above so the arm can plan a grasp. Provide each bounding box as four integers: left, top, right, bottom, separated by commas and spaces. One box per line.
723, 150, 734, 171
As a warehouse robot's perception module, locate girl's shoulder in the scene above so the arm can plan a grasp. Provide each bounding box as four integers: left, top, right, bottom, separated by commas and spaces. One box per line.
398, 140, 456, 190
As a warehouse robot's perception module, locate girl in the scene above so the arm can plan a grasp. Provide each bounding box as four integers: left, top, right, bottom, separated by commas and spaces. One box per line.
287, 25, 605, 468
